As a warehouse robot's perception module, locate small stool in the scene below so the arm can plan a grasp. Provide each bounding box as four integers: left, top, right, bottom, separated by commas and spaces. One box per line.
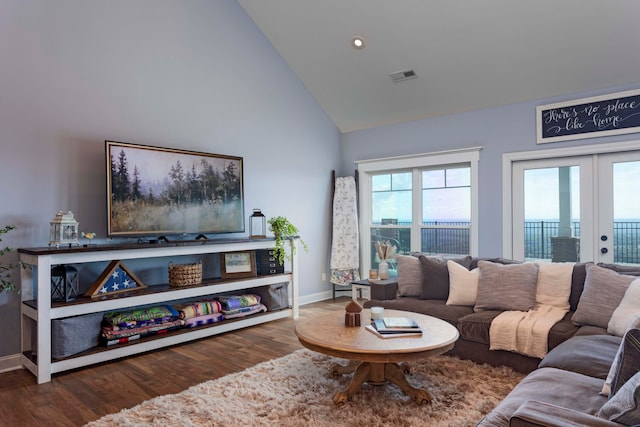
351, 282, 371, 301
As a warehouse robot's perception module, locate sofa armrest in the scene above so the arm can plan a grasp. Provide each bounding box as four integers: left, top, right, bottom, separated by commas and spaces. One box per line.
509, 401, 622, 427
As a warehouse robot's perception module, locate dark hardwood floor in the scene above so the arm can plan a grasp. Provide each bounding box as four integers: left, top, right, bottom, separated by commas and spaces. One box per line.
0, 298, 350, 427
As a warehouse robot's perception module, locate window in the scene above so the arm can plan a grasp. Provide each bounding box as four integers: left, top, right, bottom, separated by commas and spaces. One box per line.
356, 148, 480, 273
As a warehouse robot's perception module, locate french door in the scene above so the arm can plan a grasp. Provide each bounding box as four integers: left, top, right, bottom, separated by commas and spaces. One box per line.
511, 151, 640, 265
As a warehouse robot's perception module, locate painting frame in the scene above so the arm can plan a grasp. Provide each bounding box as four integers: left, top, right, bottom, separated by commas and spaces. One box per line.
106, 140, 245, 237
536, 88, 640, 144
220, 251, 257, 280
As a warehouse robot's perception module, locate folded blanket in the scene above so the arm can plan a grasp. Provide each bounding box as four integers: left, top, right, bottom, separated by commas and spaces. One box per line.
103, 305, 180, 328
174, 301, 222, 319
217, 295, 261, 310
101, 323, 184, 346
223, 303, 267, 319
490, 305, 567, 358
101, 318, 185, 340
185, 312, 224, 328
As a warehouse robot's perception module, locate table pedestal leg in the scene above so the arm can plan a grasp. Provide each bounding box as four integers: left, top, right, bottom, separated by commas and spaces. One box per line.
331, 361, 431, 406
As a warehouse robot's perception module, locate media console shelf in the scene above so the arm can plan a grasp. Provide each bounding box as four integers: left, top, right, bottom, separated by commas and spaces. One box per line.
19, 238, 299, 384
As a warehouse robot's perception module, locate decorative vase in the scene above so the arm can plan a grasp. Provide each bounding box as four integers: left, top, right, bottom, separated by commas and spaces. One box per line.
378, 260, 389, 280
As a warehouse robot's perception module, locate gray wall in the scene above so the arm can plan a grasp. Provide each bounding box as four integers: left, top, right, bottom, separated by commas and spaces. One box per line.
341, 83, 640, 257
0, 1, 341, 357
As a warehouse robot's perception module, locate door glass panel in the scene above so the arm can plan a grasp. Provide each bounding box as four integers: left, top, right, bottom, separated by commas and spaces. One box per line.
613, 161, 640, 264
523, 166, 580, 261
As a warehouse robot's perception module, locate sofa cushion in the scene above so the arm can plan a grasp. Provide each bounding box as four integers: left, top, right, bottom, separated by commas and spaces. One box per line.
418, 255, 472, 300
598, 263, 640, 276
474, 261, 539, 312
608, 279, 640, 337
362, 297, 473, 326
477, 367, 608, 426
445, 260, 479, 306
395, 254, 424, 297
458, 311, 577, 350
572, 264, 635, 329
539, 334, 621, 379
457, 311, 501, 344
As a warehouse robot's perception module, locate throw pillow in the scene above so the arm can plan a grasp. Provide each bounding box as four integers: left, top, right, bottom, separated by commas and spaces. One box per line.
602, 318, 640, 396
395, 254, 424, 297
611, 328, 640, 397
474, 261, 539, 312
598, 370, 640, 425
535, 261, 574, 310
419, 255, 472, 300
572, 264, 635, 329
446, 260, 480, 306
608, 279, 640, 337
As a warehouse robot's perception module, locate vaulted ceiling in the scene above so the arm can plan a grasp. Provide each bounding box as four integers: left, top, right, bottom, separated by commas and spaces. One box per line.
238, 1, 640, 133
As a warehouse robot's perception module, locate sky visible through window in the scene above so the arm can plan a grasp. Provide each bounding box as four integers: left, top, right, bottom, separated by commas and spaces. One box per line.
524, 162, 640, 221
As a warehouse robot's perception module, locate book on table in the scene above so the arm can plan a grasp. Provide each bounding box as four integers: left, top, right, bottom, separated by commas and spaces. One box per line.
371, 318, 422, 335
375, 317, 420, 332
365, 324, 423, 339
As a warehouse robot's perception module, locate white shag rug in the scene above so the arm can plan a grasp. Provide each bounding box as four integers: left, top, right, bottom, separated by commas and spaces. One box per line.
86, 349, 524, 427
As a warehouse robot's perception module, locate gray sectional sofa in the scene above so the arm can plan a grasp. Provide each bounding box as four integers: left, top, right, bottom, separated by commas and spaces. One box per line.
363, 255, 640, 426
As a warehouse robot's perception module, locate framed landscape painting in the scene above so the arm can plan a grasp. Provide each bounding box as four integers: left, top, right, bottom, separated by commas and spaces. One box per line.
106, 141, 244, 237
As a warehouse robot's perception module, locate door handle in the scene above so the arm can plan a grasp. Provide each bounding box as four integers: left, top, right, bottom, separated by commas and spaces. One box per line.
601, 247, 609, 254
601, 235, 608, 241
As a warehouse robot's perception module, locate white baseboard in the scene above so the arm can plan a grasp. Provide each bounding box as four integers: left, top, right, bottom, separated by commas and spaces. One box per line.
299, 290, 333, 306
0, 353, 22, 373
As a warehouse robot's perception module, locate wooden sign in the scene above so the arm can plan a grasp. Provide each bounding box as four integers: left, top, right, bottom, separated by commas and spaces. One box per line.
537, 89, 640, 144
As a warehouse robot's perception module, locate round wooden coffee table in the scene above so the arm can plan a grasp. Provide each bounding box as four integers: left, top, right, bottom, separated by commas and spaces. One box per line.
295, 308, 459, 405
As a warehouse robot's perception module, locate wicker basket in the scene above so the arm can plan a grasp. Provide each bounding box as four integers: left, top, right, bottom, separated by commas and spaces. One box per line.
168, 260, 202, 287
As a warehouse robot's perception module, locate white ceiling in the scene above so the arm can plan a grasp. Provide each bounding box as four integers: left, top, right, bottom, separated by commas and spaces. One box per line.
238, 0, 640, 133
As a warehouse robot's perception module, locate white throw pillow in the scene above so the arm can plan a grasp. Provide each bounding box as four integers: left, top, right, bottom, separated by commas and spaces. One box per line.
535, 261, 574, 310
608, 279, 640, 337
446, 260, 479, 306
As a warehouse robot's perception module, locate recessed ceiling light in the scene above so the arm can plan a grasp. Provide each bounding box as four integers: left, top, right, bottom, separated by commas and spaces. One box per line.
351, 36, 365, 49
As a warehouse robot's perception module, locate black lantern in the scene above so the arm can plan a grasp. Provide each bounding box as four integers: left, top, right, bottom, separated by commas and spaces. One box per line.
51, 264, 80, 302
249, 209, 266, 239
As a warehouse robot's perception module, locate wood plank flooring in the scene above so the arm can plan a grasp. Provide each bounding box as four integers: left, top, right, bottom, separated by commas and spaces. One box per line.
0, 298, 350, 427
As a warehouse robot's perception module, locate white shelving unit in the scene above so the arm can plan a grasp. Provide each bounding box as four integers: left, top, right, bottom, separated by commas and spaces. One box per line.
19, 238, 299, 384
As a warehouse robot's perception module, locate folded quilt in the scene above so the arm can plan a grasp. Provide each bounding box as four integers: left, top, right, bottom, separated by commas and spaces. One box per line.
217, 295, 261, 310
489, 305, 567, 358
185, 312, 224, 328
222, 303, 267, 319
103, 305, 180, 328
174, 301, 222, 319
101, 323, 184, 346
101, 318, 185, 340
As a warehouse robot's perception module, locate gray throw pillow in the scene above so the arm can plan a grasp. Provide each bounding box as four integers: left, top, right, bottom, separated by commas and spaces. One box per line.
395, 254, 424, 297
419, 255, 472, 300
474, 261, 539, 312
598, 370, 640, 425
611, 329, 640, 397
572, 264, 635, 329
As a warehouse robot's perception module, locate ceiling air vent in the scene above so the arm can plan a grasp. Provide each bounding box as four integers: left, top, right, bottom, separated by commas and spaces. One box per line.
390, 69, 417, 83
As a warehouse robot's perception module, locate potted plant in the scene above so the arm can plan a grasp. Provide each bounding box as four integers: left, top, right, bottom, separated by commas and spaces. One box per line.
267, 216, 308, 265
0, 225, 19, 293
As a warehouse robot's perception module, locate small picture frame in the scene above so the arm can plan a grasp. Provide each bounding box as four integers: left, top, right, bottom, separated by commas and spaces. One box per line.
220, 251, 257, 279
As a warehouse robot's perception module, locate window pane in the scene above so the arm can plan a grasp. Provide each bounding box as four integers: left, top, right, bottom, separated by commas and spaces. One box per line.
422, 170, 445, 189
372, 191, 412, 224
372, 174, 390, 191
447, 167, 470, 187
423, 187, 470, 222
392, 172, 412, 190
613, 161, 640, 264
